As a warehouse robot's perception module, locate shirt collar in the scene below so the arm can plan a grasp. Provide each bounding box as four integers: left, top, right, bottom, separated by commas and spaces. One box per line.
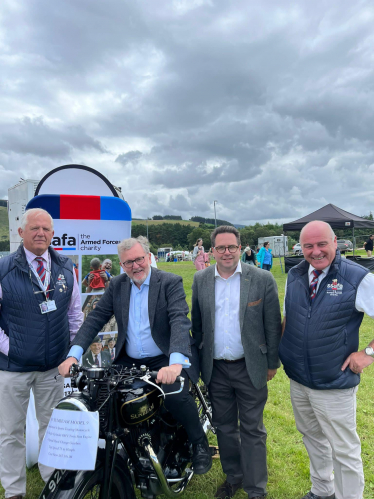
308, 264, 330, 277
24, 247, 49, 265
215, 260, 242, 280
130, 267, 152, 288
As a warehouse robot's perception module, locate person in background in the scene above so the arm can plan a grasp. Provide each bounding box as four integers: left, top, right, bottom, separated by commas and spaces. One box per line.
363, 234, 374, 257
107, 338, 116, 361
241, 246, 257, 266
279, 220, 374, 499
102, 258, 114, 277
0, 208, 83, 499
257, 242, 273, 271
193, 238, 205, 271
82, 257, 111, 293
82, 336, 111, 368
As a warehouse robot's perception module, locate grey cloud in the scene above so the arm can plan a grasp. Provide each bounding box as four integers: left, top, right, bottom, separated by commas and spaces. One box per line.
115, 151, 143, 166
1, 0, 374, 225
0, 117, 106, 158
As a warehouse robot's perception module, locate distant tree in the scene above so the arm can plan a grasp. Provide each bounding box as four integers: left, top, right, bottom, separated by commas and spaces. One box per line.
152, 215, 163, 220
163, 215, 182, 220
190, 216, 233, 226
0, 240, 10, 251
187, 228, 213, 250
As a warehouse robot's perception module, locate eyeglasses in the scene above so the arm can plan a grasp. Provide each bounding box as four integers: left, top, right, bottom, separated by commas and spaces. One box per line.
214, 245, 239, 254
121, 256, 145, 268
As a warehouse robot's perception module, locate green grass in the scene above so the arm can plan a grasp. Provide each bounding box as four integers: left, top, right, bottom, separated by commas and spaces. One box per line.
1, 258, 374, 499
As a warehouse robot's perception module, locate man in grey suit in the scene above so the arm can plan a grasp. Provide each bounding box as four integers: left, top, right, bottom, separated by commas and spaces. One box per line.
191, 226, 282, 499
59, 236, 211, 474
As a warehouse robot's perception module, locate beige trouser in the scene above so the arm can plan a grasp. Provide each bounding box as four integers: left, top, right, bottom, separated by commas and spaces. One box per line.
0, 368, 64, 498
367, 250, 372, 257
290, 380, 364, 499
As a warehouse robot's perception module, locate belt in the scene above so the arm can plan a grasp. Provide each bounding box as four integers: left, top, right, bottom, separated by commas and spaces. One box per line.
214, 357, 245, 364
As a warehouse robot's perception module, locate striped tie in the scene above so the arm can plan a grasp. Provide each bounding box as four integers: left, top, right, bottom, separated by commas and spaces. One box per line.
310, 269, 322, 299
111, 349, 114, 361
35, 257, 46, 284
94, 355, 100, 366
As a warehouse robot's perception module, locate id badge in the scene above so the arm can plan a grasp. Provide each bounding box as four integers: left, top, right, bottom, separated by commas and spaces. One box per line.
40, 300, 57, 314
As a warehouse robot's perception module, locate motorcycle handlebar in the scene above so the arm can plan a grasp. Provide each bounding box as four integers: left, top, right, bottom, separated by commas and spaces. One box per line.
149, 371, 184, 384
68, 364, 184, 384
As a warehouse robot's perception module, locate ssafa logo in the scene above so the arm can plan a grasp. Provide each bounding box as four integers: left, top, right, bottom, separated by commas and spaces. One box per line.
327, 278, 343, 296
52, 234, 77, 251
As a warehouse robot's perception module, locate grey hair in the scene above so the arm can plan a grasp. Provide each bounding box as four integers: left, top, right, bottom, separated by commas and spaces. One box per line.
20, 208, 54, 230
102, 258, 112, 266
300, 221, 335, 242
117, 236, 150, 256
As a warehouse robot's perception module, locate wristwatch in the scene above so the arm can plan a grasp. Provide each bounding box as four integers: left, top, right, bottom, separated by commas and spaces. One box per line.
364, 346, 374, 357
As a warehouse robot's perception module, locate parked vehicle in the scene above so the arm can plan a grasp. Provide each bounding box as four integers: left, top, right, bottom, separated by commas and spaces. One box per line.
292, 243, 303, 255
39, 364, 213, 499
337, 239, 353, 254
166, 251, 192, 261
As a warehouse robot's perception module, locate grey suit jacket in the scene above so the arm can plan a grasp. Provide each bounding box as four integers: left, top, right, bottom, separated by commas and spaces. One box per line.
72, 268, 199, 382
191, 262, 282, 389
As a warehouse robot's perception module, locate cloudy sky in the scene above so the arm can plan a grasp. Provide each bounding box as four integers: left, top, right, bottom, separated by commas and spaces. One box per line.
1, 0, 374, 225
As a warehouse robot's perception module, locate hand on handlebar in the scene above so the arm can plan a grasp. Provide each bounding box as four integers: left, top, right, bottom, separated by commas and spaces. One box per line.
156, 364, 182, 384
58, 357, 78, 378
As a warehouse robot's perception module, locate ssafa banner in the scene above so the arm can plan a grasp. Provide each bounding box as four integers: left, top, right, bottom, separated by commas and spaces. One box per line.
24, 193, 131, 467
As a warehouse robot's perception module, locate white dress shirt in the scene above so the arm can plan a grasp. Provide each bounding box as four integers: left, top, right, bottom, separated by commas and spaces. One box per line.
283, 264, 374, 317
213, 261, 244, 360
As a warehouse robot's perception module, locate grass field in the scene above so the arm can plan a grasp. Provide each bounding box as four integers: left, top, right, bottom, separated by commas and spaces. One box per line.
1, 257, 374, 499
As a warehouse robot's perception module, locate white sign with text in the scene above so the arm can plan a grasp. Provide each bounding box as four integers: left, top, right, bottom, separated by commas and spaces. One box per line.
39, 409, 99, 470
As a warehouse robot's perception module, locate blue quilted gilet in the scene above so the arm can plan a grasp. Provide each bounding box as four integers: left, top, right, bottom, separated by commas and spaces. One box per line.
0, 245, 74, 372
279, 252, 368, 389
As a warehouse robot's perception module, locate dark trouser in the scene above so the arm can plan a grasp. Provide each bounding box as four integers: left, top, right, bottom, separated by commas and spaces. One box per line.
117, 353, 204, 444
262, 264, 271, 271
208, 359, 268, 497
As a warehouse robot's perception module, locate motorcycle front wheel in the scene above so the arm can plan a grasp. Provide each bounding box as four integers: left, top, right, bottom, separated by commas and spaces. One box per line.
70, 466, 132, 499
41, 463, 135, 499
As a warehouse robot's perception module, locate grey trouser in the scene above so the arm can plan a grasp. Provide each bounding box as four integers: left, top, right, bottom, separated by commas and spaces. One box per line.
290, 380, 364, 499
208, 359, 268, 497
0, 368, 64, 498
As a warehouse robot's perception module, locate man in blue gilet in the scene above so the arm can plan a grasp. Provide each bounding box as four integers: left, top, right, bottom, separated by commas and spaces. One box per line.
0, 208, 83, 499
279, 220, 374, 499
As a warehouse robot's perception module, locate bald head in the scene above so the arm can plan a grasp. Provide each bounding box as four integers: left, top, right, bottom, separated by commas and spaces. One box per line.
300, 221, 335, 243
300, 221, 337, 270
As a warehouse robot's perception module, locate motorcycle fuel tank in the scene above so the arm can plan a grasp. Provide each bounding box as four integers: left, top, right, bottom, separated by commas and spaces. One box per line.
118, 379, 163, 426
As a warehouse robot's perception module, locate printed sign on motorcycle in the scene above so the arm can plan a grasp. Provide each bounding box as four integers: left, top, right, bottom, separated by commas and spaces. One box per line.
39, 409, 100, 470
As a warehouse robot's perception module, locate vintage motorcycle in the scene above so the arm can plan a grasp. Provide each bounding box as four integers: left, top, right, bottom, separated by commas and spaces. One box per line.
39, 364, 214, 499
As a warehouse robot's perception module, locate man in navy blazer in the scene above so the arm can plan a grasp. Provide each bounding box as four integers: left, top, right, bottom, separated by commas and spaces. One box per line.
59, 236, 211, 475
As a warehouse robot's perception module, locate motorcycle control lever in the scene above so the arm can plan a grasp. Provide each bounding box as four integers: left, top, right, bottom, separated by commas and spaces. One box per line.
140, 371, 185, 398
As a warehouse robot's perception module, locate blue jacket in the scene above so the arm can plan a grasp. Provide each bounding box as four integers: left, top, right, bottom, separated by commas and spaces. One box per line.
279, 252, 368, 389
0, 245, 74, 372
257, 247, 273, 269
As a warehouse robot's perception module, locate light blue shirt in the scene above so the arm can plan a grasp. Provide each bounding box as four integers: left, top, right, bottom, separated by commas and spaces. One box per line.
263, 249, 272, 265
69, 268, 190, 367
